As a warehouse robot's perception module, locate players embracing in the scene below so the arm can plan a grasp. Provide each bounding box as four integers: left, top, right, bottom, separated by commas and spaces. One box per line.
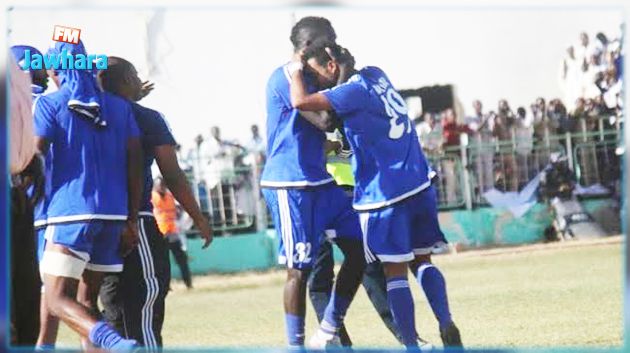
286, 37, 464, 348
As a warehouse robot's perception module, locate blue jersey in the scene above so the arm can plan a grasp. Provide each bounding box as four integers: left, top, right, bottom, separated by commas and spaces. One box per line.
322, 66, 434, 211
260, 64, 333, 188
130, 103, 176, 215
33, 86, 140, 224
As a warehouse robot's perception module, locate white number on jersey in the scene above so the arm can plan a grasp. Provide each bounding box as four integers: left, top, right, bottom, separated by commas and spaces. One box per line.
373, 77, 411, 140
293, 242, 312, 263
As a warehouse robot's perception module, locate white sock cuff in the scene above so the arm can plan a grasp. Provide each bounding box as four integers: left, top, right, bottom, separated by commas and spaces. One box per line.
386, 278, 410, 291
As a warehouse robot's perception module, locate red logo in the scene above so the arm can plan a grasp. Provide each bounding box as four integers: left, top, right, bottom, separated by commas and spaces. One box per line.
52, 25, 81, 44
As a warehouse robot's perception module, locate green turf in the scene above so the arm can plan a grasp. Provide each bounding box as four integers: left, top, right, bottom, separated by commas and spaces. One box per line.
56, 241, 623, 349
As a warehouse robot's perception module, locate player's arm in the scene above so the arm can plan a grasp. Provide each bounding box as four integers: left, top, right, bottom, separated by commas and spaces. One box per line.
290, 68, 333, 113
126, 137, 143, 221
155, 144, 213, 249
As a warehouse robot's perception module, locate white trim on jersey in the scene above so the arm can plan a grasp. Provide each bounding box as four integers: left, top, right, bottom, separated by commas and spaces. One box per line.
44, 214, 128, 225
359, 213, 377, 263
352, 167, 437, 211
277, 189, 294, 268
413, 241, 449, 256
260, 177, 334, 188
138, 218, 159, 349
139, 211, 154, 217
353, 179, 432, 211
376, 253, 415, 263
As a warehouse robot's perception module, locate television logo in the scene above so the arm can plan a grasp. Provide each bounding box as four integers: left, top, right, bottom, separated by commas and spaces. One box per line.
52, 25, 81, 44
19, 26, 107, 71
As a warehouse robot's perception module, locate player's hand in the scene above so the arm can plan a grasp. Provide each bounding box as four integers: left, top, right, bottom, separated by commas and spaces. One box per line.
286, 61, 304, 77
197, 217, 214, 249
120, 218, 140, 256
195, 216, 214, 249
139, 81, 155, 100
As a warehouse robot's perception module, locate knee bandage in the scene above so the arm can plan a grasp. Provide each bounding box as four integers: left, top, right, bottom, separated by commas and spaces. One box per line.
40, 251, 87, 280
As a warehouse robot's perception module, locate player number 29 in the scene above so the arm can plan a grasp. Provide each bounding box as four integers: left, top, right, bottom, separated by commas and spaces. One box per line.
379, 88, 411, 140
294, 242, 312, 263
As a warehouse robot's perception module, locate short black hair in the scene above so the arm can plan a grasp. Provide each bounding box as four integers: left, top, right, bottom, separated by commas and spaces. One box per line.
290, 16, 336, 50
302, 39, 343, 66
97, 56, 133, 94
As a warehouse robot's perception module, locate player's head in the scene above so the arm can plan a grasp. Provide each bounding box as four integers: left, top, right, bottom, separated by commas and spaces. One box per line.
251, 124, 259, 136
10, 45, 48, 91
97, 56, 143, 101
290, 16, 336, 53
302, 40, 352, 88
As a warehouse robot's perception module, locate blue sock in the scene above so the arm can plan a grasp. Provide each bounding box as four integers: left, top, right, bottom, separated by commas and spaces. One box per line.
416, 263, 452, 329
34, 344, 55, 351
285, 314, 305, 346
88, 321, 130, 349
321, 292, 351, 334
386, 276, 418, 347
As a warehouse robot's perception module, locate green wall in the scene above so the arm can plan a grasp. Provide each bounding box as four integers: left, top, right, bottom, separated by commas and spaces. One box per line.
172, 199, 618, 277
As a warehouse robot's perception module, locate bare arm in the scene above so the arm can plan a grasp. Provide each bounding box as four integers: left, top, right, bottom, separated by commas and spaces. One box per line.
126, 137, 143, 221
155, 144, 213, 248
290, 69, 333, 113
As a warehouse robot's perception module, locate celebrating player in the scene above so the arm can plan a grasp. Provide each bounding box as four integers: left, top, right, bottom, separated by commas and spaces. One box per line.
288, 41, 463, 348
97, 56, 213, 348
260, 17, 367, 347
33, 41, 143, 351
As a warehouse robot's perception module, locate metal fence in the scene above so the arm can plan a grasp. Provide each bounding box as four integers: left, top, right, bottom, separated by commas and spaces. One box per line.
182, 128, 621, 234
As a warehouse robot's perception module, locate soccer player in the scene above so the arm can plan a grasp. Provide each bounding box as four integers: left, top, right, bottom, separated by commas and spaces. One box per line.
33, 41, 143, 351
261, 17, 367, 347
288, 41, 463, 348
97, 56, 213, 348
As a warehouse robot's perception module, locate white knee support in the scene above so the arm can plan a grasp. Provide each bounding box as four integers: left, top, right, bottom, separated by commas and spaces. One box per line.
40, 251, 87, 280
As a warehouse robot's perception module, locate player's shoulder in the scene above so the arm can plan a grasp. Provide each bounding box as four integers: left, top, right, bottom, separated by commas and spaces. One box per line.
130, 101, 162, 120
37, 89, 66, 110
267, 64, 290, 88
101, 91, 130, 108
359, 66, 388, 81
130, 102, 172, 132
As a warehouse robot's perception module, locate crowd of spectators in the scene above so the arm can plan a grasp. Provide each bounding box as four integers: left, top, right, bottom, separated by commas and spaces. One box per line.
412, 30, 623, 196
186, 30, 624, 217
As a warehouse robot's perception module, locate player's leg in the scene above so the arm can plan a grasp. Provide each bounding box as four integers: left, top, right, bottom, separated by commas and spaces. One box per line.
35, 228, 60, 350
76, 269, 106, 349
262, 188, 318, 347
307, 240, 353, 346
361, 260, 406, 343
310, 185, 365, 346
40, 222, 137, 350
99, 273, 124, 334
116, 217, 170, 348
41, 246, 135, 349
36, 292, 59, 350
408, 185, 462, 347
362, 202, 421, 348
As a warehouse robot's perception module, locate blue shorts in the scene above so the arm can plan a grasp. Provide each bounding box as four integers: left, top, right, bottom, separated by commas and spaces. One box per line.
41, 220, 125, 272
263, 183, 362, 270
360, 185, 447, 263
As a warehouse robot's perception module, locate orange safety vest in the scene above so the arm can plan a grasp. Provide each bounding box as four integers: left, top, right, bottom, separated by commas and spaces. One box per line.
151, 190, 178, 235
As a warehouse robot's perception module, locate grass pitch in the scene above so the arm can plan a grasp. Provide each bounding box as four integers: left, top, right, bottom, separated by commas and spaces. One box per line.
57, 237, 623, 349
